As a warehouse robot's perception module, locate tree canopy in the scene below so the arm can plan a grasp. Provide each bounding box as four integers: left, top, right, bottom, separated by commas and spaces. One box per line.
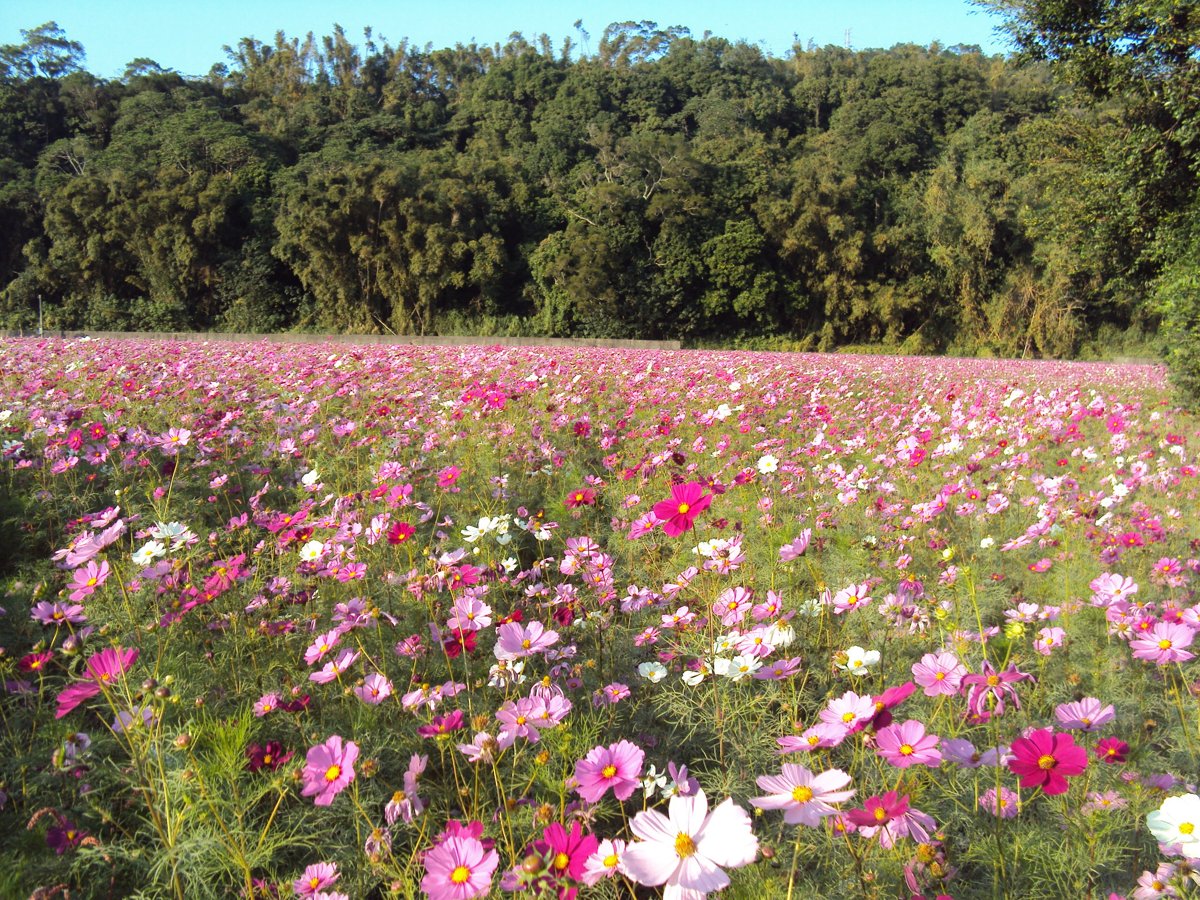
0, 15, 1192, 387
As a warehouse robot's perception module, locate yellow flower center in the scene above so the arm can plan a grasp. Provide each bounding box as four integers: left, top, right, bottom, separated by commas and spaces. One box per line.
792, 785, 814, 803
515, 715, 527, 726
602, 764, 618, 779
308, 878, 320, 889
554, 852, 570, 871
674, 832, 697, 858
842, 712, 855, 723
263, 754, 273, 764
1159, 639, 1173, 650
986, 675, 1000, 687
934, 672, 945, 680
324, 764, 342, 782
1181, 822, 1196, 835
522, 639, 532, 649
451, 865, 471, 884
677, 502, 690, 514
603, 853, 619, 867
900, 744, 914, 756
873, 807, 887, 822
1037, 754, 1056, 771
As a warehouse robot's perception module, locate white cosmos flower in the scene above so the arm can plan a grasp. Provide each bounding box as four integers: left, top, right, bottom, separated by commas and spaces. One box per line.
301, 468, 320, 487
837, 646, 880, 676
1147, 794, 1200, 856
298, 540, 325, 562
638, 661, 668, 683
757, 454, 779, 475
132, 540, 167, 566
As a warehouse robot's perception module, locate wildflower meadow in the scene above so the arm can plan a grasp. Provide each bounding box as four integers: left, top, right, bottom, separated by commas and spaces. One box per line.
1, 337, 1198, 900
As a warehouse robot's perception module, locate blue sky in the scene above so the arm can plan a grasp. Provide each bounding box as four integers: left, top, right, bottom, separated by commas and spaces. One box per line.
0, 0, 1012, 79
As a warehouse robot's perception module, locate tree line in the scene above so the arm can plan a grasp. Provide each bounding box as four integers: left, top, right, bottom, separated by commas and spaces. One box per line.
0, 10, 1195, 383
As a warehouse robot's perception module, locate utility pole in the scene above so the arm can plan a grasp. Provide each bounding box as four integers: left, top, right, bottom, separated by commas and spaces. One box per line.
38, 294, 43, 337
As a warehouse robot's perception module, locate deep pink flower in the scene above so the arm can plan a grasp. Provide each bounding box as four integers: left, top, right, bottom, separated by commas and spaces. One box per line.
751, 764, 855, 826
651, 482, 712, 537
875, 720, 942, 768
1007, 729, 1087, 795
869, 681, 916, 729
1094, 737, 1129, 764
537, 820, 599, 884
574, 740, 645, 803
846, 791, 909, 828
301, 735, 358, 806
418, 710, 465, 739
421, 833, 498, 900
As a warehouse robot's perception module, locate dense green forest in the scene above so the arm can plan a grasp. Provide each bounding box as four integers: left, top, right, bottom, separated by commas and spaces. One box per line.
0, 7, 1196, 370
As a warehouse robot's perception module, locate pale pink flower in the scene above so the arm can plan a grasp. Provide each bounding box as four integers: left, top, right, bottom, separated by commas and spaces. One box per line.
751, 764, 854, 826
622, 789, 758, 900
493, 621, 559, 661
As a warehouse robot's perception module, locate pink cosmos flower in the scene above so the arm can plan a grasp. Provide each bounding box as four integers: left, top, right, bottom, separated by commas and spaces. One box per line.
778, 531, 811, 561
301, 735, 358, 806
421, 833, 498, 900
713, 587, 753, 627
622, 788, 758, 899
581, 838, 627, 886
55, 646, 139, 718
751, 764, 855, 826
31, 601, 87, 626
1034, 626, 1066, 655
67, 559, 109, 602
777, 723, 849, 753
1007, 729, 1087, 795
912, 652, 969, 700
1131, 622, 1196, 665
294, 862, 339, 897
304, 629, 342, 665
819, 691, 876, 730
575, 740, 645, 803
961, 661, 1034, 718
446, 595, 492, 632
651, 482, 712, 537
831, 583, 872, 615
309, 649, 359, 684
875, 720, 942, 768
1055, 698, 1116, 732
494, 621, 559, 661
355, 673, 393, 705
980, 787, 1019, 819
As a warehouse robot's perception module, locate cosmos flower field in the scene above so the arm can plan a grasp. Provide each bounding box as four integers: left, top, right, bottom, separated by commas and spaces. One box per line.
1, 337, 1199, 900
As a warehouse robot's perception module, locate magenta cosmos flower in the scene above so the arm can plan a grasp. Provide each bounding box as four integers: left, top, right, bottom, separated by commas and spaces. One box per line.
421, 833, 498, 900
55, 646, 139, 718
301, 735, 358, 806
575, 739, 645, 803
652, 482, 712, 537
622, 788, 757, 899
875, 720, 942, 768
751, 764, 855, 826
1130, 621, 1196, 665
1007, 729, 1087, 795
